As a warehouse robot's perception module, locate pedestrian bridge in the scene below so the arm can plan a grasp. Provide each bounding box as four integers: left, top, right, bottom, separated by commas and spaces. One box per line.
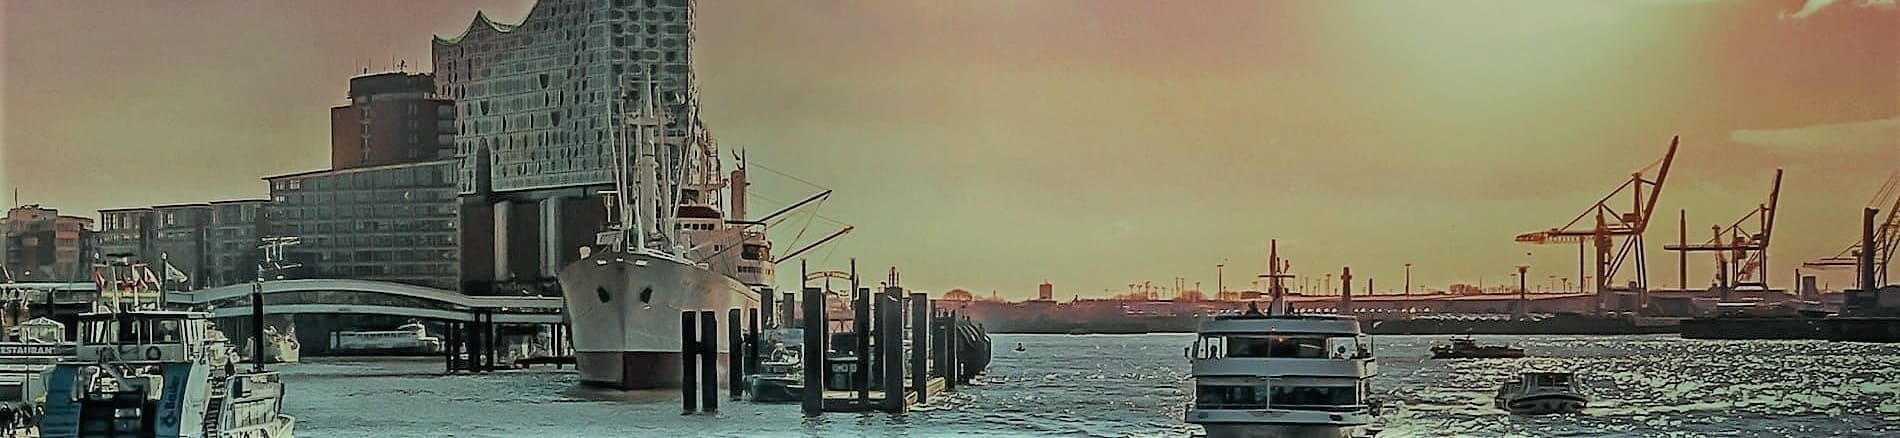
168, 279, 566, 324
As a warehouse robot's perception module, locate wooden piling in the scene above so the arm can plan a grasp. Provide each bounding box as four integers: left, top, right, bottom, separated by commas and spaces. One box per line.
801, 287, 825, 416
747, 308, 761, 375
945, 310, 958, 391
728, 308, 743, 400
681, 311, 698, 414
909, 292, 928, 405
700, 310, 719, 413
881, 286, 904, 413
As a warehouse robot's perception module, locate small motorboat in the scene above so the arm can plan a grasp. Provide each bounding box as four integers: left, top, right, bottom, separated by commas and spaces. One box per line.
1431, 336, 1525, 359
1495, 371, 1589, 415
1014, 342, 1026, 352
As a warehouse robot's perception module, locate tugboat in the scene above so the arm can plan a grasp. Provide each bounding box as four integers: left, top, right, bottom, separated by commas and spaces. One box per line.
36, 310, 296, 437
1429, 336, 1525, 359
1494, 371, 1588, 415
1184, 242, 1379, 438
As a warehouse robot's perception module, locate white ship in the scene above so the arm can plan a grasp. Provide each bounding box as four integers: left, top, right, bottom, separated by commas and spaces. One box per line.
557, 77, 842, 389
1185, 243, 1380, 438
328, 322, 443, 355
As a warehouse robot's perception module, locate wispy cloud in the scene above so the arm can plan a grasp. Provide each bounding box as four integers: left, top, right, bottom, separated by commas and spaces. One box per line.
1731, 117, 1900, 152
1782, 0, 1898, 19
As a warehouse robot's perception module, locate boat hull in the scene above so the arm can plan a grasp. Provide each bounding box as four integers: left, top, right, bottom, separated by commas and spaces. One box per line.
1201, 424, 1368, 438
557, 249, 756, 390
1497, 393, 1588, 415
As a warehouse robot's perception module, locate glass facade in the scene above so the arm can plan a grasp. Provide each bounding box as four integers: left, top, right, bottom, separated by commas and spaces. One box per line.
265, 160, 461, 289
432, 0, 696, 194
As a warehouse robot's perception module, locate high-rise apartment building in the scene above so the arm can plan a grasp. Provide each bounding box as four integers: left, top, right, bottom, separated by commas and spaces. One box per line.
331, 72, 457, 170
3, 205, 96, 282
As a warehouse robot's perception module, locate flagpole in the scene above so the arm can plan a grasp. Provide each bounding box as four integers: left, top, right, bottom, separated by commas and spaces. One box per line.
159, 253, 169, 310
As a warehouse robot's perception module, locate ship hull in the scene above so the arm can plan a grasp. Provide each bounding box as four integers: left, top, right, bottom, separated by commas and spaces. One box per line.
557, 249, 756, 390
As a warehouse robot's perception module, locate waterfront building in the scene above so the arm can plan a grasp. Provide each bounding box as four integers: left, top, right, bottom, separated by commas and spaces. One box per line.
264, 160, 462, 290
206, 200, 268, 286
331, 72, 456, 170
97, 208, 155, 262
150, 203, 212, 288
433, 0, 697, 292
1, 205, 95, 282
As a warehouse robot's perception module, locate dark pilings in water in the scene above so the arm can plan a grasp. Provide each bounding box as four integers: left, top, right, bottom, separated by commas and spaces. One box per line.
728, 308, 743, 401
251, 282, 266, 372
909, 292, 928, 405
782, 292, 797, 329
944, 309, 958, 391
880, 285, 905, 413
1864, 207, 1880, 298
801, 286, 825, 416
747, 307, 761, 376
681, 311, 698, 414
760, 288, 775, 329
932, 307, 948, 383
854, 260, 870, 403
700, 310, 719, 413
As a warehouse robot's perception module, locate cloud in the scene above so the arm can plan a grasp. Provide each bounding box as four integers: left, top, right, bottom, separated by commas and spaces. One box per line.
1782, 0, 1898, 19
1731, 117, 1900, 152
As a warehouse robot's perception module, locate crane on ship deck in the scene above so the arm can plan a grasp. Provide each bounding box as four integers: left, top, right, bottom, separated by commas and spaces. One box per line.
1802, 171, 1900, 288
1514, 137, 1679, 316
1663, 169, 1781, 302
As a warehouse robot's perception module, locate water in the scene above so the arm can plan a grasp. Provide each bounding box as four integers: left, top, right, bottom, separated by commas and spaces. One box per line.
281, 335, 1900, 437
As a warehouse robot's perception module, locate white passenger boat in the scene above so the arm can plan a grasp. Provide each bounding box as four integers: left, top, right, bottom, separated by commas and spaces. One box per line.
328, 322, 443, 355
1185, 243, 1380, 438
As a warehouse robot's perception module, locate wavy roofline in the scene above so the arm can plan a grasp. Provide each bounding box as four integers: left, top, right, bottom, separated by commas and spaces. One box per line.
432, 10, 525, 46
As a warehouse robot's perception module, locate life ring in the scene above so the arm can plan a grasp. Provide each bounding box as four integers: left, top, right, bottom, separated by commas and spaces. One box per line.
145, 346, 162, 361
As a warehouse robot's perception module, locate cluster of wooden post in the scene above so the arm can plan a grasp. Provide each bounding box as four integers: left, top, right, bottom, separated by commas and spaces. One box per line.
792, 271, 967, 416
443, 310, 504, 373
679, 304, 768, 413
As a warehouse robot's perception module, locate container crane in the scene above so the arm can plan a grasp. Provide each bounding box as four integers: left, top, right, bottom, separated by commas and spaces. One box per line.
1663, 169, 1781, 302
1803, 171, 1900, 287
1514, 137, 1678, 315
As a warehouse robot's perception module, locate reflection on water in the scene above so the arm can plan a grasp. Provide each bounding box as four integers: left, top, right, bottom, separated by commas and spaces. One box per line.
281, 335, 1900, 437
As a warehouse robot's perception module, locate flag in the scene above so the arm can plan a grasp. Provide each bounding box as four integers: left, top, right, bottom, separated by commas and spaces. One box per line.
92, 268, 107, 291
139, 266, 161, 290
164, 262, 189, 284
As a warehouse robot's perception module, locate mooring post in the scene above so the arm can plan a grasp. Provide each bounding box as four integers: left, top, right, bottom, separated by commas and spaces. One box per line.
783, 292, 797, 329
443, 321, 457, 373
801, 286, 825, 416
942, 307, 957, 390
701, 310, 719, 413
682, 311, 698, 414
728, 308, 743, 400
881, 285, 905, 413
759, 288, 775, 329
932, 308, 947, 382
484, 312, 498, 372
910, 292, 928, 404
747, 307, 761, 376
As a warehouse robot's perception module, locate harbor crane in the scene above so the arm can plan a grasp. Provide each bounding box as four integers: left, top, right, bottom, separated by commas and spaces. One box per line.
1514, 137, 1679, 315
1663, 169, 1781, 302
1803, 171, 1900, 287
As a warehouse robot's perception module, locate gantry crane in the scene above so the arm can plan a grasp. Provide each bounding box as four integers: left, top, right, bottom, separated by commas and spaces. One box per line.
1515, 137, 1679, 315
1663, 169, 1781, 302
1803, 171, 1900, 288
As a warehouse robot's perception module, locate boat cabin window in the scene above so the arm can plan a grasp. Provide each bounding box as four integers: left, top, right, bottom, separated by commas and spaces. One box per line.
1227, 335, 1330, 359
1195, 384, 1272, 409
742, 244, 767, 261
1531, 374, 1572, 387
1269, 385, 1359, 409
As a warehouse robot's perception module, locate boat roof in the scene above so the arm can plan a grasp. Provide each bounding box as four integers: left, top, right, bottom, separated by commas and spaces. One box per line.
1199, 314, 1364, 335
77, 311, 211, 320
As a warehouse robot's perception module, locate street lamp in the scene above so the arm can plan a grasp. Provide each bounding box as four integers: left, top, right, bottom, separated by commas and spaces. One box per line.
1216, 259, 1227, 300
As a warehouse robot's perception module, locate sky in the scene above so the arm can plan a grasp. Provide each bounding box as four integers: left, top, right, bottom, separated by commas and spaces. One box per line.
3, 0, 1896, 299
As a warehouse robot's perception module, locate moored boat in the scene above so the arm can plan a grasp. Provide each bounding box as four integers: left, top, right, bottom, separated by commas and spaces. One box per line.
38, 310, 296, 437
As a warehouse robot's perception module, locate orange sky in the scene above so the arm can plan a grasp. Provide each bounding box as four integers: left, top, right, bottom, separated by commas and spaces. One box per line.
3, 0, 1896, 298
